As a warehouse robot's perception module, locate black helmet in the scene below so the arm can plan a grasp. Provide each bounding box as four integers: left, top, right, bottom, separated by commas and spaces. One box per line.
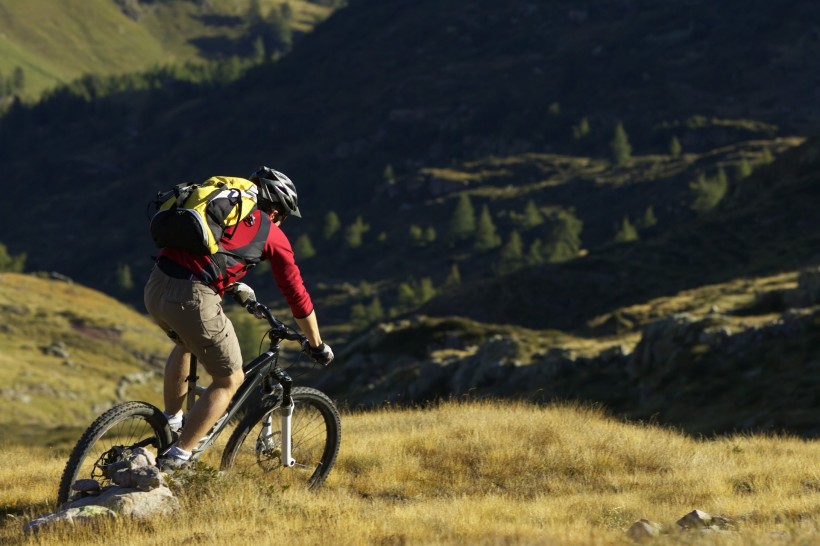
249, 166, 302, 218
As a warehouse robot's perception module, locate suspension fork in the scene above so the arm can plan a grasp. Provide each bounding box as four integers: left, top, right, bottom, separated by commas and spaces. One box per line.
269, 367, 295, 467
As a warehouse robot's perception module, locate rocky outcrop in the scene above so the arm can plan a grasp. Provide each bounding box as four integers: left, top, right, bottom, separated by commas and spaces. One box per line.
318, 305, 820, 436
25, 448, 178, 534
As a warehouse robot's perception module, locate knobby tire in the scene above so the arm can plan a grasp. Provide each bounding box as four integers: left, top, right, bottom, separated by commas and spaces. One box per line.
220, 387, 341, 489
57, 401, 173, 505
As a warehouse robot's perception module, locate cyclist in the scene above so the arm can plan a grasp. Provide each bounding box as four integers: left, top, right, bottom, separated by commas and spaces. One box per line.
144, 166, 334, 470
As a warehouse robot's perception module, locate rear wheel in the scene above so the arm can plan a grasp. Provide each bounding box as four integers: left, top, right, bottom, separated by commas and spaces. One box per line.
57, 401, 173, 505
220, 387, 340, 489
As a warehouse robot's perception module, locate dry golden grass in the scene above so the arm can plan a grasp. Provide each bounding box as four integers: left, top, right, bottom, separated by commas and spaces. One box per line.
1, 401, 818, 545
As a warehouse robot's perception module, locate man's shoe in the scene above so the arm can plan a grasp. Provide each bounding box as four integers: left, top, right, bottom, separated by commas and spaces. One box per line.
156, 454, 193, 474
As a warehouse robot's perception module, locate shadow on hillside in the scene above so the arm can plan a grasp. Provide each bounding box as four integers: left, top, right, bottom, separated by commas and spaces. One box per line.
194, 14, 244, 28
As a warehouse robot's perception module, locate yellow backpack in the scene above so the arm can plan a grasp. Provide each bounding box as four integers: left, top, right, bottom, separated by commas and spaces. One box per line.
150, 176, 259, 255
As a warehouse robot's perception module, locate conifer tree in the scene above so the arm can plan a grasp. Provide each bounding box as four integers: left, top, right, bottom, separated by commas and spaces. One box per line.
520, 199, 543, 229
396, 282, 418, 312
417, 277, 437, 303
444, 263, 461, 288
0, 242, 26, 272
323, 211, 341, 240
637, 206, 657, 229
614, 217, 639, 243
368, 296, 384, 322
759, 148, 774, 164
497, 231, 525, 274
383, 164, 396, 185
424, 226, 437, 244
449, 194, 476, 242
611, 122, 633, 166
293, 233, 316, 259
669, 136, 682, 157
344, 215, 370, 248
527, 239, 544, 265
735, 158, 753, 180
690, 169, 728, 213
408, 224, 424, 246
349, 303, 370, 330
474, 205, 501, 250
544, 211, 583, 262
116, 263, 134, 291
572, 117, 590, 140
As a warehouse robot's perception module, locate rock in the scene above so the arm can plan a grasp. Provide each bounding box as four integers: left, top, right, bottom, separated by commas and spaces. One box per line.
71, 479, 101, 494
677, 509, 712, 529
113, 465, 164, 492
626, 519, 662, 541
68, 485, 178, 518
25, 505, 116, 534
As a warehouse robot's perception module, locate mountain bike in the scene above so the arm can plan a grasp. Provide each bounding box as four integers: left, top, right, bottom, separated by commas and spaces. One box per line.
57, 299, 341, 505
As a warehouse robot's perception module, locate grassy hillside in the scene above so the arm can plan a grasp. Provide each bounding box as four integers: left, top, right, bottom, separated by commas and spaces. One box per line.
0, 273, 171, 444
0, 0, 336, 98
1, 401, 818, 544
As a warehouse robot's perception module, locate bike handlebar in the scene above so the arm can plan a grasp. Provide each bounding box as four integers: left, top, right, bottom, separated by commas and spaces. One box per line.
244, 300, 306, 344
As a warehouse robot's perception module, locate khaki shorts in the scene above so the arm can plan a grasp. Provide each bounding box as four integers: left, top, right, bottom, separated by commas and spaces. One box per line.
144, 266, 242, 377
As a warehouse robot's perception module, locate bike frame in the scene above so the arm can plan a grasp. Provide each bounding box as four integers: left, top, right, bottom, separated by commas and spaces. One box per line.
184, 339, 297, 467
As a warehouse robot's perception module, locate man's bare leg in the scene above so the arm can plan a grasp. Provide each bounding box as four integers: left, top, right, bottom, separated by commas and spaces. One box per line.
175, 368, 244, 452
164, 345, 191, 415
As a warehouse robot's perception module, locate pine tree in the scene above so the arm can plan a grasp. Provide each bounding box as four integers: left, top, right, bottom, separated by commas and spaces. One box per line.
293, 233, 316, 259
669, 136, 682, 157
637, 206, 657, 229
520, 199, 543, 229
759, 148, 774, 165
344, 215, 370, 248
0, 242, 26, 272
611, 122, 633, 166
396, 282, 418, 312
116, 263, 134, 291
527, 239, 544, 265
544, 211, 583, 262
735, 158, 753, 180
449, 194, 476, 242
444, 263, 461, 288
424, 226, 437, 244
497, 231, 525, 274
252, 36, 266, 64
408, 224, 424, 246
417, 277, 436, 303
690, 169, 728, 213
323, 211, 341, 240
383, 164, 396, 185
614, 217, 639, 243
368, 296, 384, 322
572, 117, 590, 140
474, 205, 500, 250
349, 303, 370, 329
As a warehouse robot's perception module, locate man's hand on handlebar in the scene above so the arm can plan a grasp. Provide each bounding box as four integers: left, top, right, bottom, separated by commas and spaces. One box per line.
302, 341, 334, 366
228, 282, 256, 305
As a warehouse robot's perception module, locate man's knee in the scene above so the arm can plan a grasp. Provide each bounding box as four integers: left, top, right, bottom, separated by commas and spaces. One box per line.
211, 368, 244, 392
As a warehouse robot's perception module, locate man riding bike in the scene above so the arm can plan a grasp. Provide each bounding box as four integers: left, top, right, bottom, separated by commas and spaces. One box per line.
143, 166, 333, 470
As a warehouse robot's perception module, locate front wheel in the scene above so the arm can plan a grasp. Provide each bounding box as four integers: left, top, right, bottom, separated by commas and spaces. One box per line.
57, 401, 173, 505
220, 387, 341, 489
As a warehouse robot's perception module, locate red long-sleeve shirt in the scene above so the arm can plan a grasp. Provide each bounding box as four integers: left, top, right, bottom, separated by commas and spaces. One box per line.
159, 210, 314, 318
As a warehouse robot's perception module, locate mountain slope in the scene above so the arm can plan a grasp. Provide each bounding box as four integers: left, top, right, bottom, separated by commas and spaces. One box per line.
1, 0, 819, 322
423, 137, 820, 330
0, 273, 171, 443
0, 0, 335, 98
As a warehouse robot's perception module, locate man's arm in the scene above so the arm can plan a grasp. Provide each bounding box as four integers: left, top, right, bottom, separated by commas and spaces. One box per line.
294, 309, 323, 348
